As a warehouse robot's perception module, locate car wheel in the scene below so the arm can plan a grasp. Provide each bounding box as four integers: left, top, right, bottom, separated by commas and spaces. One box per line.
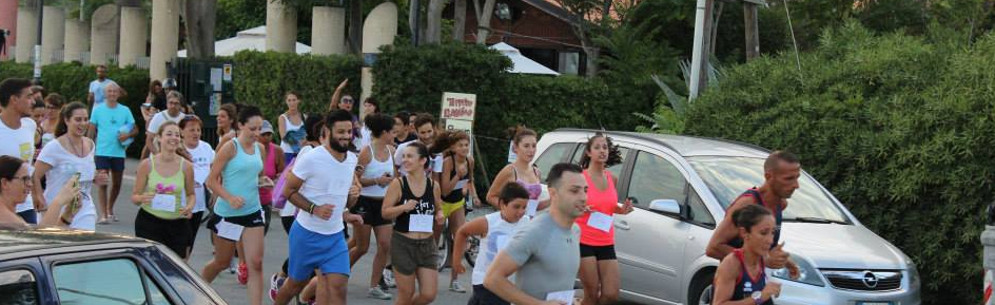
688, 269, 715, 305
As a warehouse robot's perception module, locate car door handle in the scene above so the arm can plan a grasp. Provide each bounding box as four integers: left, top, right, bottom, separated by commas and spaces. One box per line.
615, 220, 630, 230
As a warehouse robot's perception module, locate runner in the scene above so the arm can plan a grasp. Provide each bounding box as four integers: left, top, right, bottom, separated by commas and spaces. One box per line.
486, 126, 544, 214
278, 91, 305, 163
706, 151, 801, 273
86, 65, 113, 108
453, 182, 530, 305
131, 121, 196, 258
711, 204, 782, 305
393, 112, 417, 145
0, 155, 82, 227
39, 93, 64, 148
272, 109, 364, 305
181, 115, 215, 257
484, 163, 586, 304
201, 105, 268, 305
328, 79, 361, 143
356, 98, 380, 149
349, 113, 396, 300
141, 80, 166, 122
576, 133, 633, 305
88, 82, 136, 224
216, 103, 237, 146
32, 102, 99, 231
144, 91, 185, 157
0, 78, 43, 224
382, 141, 445, 305
257, 120, 283, 235
433, 130, 480, 293
394, 113, 441, 177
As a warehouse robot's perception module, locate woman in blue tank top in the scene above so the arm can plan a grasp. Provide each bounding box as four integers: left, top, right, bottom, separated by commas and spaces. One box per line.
713, 204, 781, 305
200, 105, 268, 305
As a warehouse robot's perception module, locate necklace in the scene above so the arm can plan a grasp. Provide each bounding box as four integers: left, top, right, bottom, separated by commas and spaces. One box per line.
67, 136, 85, 157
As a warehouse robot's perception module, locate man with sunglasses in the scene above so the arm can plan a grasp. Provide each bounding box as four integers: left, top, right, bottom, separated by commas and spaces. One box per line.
0, 78, 42, 223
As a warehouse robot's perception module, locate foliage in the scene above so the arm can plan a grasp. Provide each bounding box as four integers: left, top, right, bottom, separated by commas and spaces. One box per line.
685, 22, 995, 305
0, 61, 150, 157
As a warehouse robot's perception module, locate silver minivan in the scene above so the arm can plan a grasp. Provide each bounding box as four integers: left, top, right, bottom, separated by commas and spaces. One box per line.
533, 129, 921, 305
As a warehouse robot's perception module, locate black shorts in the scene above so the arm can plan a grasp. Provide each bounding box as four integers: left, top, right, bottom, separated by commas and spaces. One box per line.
135, 209, 192, 259
95, 156, 125, 172
468, 284, 510, 305
580, 244, 617, 261
348, 196, 392, 227
206, 209, 266, 241
187, 211, 204, 250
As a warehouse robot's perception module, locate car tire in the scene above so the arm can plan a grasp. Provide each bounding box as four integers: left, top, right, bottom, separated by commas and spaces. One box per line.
688, 269, 715, 305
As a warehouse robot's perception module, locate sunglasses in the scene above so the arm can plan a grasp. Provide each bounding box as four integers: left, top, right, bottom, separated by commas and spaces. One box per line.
341, 99, 354, 104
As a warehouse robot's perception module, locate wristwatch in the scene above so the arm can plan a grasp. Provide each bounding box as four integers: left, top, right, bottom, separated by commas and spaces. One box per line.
752, 291, 763, 305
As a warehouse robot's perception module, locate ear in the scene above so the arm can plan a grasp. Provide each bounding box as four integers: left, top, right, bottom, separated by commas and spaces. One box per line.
738, 227, 749, 241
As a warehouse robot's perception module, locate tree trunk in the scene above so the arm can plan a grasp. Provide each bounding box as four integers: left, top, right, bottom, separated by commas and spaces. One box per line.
349, 0, 363, 54
409, 0, 421, 45
452, 0, 466, 41
583, 44, 598, 76
426, 0, 445, 43
185, 0, 217, 58
474, 0, 495, 44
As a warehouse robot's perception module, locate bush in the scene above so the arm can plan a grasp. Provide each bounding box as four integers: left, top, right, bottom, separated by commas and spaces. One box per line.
685, 22, 995, 305
1, 61, 150, 157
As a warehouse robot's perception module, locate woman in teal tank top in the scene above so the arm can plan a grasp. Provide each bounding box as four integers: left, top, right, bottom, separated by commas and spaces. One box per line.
131, 121, 196, 259
201, 106, 269, 305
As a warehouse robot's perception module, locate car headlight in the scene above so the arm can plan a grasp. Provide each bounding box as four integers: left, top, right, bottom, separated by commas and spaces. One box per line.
906, 261, 920, 290
771, 255, 826, 287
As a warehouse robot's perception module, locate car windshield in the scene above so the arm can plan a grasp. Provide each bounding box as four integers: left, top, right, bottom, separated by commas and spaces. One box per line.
687, 156, 851, 224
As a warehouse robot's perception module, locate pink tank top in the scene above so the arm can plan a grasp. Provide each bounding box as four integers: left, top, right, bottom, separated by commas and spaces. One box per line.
258, 143, 278, 205
576, 169, 618, 246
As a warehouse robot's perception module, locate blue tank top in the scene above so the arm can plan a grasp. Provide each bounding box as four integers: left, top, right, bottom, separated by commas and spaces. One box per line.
727, 188, 782, 249
729, 249, 773, 305
214, 140, 263, 217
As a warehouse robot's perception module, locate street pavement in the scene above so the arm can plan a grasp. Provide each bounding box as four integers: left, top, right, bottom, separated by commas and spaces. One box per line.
94, 158, 563, 305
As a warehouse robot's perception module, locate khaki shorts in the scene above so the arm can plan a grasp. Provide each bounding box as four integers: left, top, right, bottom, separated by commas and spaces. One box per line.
391, 232, 439, 275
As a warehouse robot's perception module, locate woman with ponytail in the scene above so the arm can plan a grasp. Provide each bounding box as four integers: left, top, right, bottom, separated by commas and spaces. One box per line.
32, 102, 102, 230
485, 126, 545, 215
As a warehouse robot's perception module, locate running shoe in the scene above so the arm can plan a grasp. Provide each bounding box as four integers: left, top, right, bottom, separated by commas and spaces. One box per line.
269, 273, 286, 301
449, 281, 467, 293
382, 268, 397, 288
368, 287, 393, 300
227, 260, 237, 274
237, 262, 248, 285
378, 277, 389, 290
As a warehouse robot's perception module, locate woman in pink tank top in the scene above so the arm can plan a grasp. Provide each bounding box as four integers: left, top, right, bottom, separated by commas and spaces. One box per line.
576, 133, 634, 305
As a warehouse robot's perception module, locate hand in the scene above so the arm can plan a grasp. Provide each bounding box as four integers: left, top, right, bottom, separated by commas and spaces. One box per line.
345, 212, 364, 225
348, 183, 361, 199
137, 194, 156, 205
180, 205, 194, 219
435, 211, 445, 224
51, 176, 81, 210
786, 259, 801, 279
227, 195, 246, 209
378, 173, 392, 186
337, 79, 349, 90
762, 281, 782, 299
619, 199, 635, 215
33, 196, 47, 212
767, 242, 790, 269
258, 176, 274, 188
313, 204, 335, 220
401, 199, 417, 212
456, 165, 468, 177
452, 261, 466, 275
117, 133, 130, 142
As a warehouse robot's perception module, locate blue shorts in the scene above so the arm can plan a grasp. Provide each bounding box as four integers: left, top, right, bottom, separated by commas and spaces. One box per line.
287, 222, 350, 281
95, 156, 125, 172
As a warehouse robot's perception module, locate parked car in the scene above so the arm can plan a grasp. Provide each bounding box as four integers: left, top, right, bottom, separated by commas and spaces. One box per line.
0, 224, 226, 305
533, 129, 921, 305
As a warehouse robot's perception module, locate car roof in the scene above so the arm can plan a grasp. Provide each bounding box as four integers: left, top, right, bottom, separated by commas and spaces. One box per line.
550, 128, 770, 158
0, 224, 152, 256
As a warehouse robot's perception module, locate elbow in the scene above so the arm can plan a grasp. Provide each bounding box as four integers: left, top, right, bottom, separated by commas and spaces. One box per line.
705, 245, 722, 260
483, 273, 498, 291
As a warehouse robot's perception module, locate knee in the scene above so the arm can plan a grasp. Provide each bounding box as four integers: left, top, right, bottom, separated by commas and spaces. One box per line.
354, 243, 370, 256
420, 290, 437, 303
247, 256, 263, 271
376, 240, 391, 254
600, 290, 619, 303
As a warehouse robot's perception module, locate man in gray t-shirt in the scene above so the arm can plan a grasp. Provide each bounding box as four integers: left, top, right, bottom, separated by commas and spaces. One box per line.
485, 163, 589, 304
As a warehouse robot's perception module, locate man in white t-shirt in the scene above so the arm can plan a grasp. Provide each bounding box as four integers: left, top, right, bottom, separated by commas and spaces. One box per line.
0, 78, 40, 223
87, 65, 114, 109
273, 110, 363, 305
143, 91, 185, 157
394, 113, 443, 177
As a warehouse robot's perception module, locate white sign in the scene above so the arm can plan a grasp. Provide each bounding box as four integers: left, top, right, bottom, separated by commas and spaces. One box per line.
440, 92, 477, 121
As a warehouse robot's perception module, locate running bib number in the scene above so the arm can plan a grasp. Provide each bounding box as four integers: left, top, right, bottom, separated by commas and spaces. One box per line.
454, 179, 469, 190
526, 199, 539, 217
587, 212, 613, 232
408, 214, 434, 233
495, 235, 510, 252
216, 220, 244, 241
545, 290, 575, 305
151, 194, 177, 212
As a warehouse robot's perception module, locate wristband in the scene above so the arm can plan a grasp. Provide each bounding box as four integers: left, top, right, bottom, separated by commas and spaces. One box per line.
308, 203, 316, 214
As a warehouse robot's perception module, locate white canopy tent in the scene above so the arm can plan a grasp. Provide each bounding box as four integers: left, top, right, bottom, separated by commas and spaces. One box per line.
489, 42, 560, 76
177, 26, 311, 57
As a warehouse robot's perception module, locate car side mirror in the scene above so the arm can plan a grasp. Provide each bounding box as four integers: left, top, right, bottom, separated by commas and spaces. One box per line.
648, 199, 681, 216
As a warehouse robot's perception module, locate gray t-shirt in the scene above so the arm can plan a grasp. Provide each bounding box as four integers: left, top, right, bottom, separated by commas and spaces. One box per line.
504, 212, 581, 300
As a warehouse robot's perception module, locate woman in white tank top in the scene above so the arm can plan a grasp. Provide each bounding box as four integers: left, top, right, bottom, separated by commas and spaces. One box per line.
349, 113, 398, 299
278, 92, 305, 162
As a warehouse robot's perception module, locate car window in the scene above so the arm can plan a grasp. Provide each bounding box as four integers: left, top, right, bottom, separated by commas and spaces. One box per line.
627, 151, 688, 208
0, 269, 39, 305
572, 146, 630, 178
534, 143, 574, 182
687, 189, 716, 226
54, 258, 173, 305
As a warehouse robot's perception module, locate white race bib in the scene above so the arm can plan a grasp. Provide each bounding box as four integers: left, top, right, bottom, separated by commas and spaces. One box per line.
216, 220, 244, 241
151, 194, 177, 212
454, 179, 469, 190
495, 235, 510, 252
545, 290, 575, 305
587, 211, 613, 232
408, 214, 434, 233
526, 199, 539, 217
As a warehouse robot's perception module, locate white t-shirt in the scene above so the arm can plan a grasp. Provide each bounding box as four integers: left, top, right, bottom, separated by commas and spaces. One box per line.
186, 141, 215, 213
0, 118, 37, 212
146, 111, 184, 134
394, 140, 443, 176
280, 144, 316, 217
36, 139, 97, 230
472, 212, 528, 285
291, 146, 357, 235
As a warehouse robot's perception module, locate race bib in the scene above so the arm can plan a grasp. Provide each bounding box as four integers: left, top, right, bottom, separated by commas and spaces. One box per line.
526, 199, 539, 217
151, 194, 177, 212
587, 212, 613, 232
408, 214, 434, 233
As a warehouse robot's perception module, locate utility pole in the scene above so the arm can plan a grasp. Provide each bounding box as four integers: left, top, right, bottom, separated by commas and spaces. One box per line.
744, 2, 760, 60
688, 0, 713, 100
33, 0, 43, 83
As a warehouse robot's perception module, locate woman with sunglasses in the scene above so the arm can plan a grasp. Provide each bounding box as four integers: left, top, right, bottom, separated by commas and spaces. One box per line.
328, 79, 361, 145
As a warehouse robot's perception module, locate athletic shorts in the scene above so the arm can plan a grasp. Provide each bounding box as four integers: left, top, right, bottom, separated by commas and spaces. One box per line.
580, 244, 617, 261
135, 209, 192, 259
441, 199, 465, 218
287, 222, 350, 281
187, 211, 204, 251
391, 231, 438, 276
348, 196, 392, 227
206, 209, 266, 241
95, 156, 125, 172
469, 284, 510, 305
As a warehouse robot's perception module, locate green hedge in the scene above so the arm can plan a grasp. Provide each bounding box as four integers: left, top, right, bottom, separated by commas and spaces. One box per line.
685, 22, 995, 305
371, 43, 642, 182
0, 61, 150, 157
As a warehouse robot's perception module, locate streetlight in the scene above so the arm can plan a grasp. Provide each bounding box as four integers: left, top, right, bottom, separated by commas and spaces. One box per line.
33, 0, 43, 84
